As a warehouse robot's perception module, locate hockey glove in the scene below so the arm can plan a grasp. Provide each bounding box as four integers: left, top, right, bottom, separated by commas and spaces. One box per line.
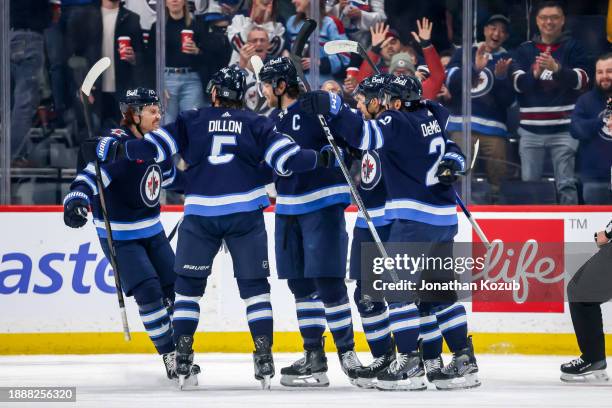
96, 137, 125, 163
63, 192, 89, 228
300, 91, 343, 117
435, 152, 466, 185
317, 145, 344, 168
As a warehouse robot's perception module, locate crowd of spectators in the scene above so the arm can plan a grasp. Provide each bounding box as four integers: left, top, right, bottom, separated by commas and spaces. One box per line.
4, 0, 612, 204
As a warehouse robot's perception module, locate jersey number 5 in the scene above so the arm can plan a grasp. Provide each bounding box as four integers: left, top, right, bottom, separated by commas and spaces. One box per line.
208, 135, 237, 165
425, 136, 445, 186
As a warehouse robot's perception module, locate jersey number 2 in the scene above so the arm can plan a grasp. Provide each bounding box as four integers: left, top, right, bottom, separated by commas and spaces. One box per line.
208, 135, 237, 165
425, 136, 445, 186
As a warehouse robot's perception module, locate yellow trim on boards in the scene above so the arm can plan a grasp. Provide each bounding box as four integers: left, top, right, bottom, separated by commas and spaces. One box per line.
1, 332, 611, 355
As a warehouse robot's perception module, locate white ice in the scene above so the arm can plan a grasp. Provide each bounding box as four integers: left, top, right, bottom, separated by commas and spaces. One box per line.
0, 353, 610, 408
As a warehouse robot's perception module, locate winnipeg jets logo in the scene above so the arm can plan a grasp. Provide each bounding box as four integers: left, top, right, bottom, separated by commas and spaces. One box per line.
597, 110, 612, 142
360, 151, 382, 190
110, 128, 128, 138
471, 68, 494, 98
140, 165, 162, 207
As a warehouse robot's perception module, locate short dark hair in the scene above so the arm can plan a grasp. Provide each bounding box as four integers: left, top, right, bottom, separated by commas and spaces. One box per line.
596, 52, 612, 64
535, 1, 565, 16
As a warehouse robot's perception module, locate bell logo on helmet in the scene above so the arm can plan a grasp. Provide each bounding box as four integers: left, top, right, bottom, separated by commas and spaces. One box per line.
371, 76, 385, 84
392, 77, 408, 86
126, 90, 138, 97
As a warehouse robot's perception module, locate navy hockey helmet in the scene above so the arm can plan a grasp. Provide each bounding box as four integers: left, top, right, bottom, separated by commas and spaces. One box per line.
259, 57, 300, 89
206, 64, 247, 101
120, 87, 161, 114
383, 74, 423, 108
355, 73, 393, 104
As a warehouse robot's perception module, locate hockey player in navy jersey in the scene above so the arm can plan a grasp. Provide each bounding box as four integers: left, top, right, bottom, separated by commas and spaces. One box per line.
63, 88, 188, 382
300, 74, 480, 390
94, 64, 333, 389
346, 74, 396, 388
258, 56, 363, 387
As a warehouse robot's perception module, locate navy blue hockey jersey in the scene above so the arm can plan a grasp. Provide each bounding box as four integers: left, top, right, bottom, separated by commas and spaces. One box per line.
271, 101, 350, 215
123, 107, 319, 217
64, 127, 181, 240
329, 101, 461, 226
446, 45, 514, 137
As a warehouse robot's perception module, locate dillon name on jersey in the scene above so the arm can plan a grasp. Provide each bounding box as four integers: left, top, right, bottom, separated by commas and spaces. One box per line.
272, 101, 350, 215
64, 127, 180, 240
330, 101, 461, 226
122, 107, 319, 217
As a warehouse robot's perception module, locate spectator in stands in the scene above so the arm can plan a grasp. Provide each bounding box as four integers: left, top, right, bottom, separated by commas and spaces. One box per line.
149, 0, 206, 124
327, 0, 386, 47
435, 48, 453, 104
285, 0, 350, 85
227, 0, 286, 66
9, 0, 51, 166
195, 2, 234, 103
570, 53, 612, 204
237, 26, 274, 114
510, 1, 589, 204
445, 14, 515, 203
321, 79, 343, 94
94, 0, 144, 130
346, 19, 444, 100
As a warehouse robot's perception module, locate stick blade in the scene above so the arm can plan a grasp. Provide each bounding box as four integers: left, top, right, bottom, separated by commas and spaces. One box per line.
291, 18, 317, 57
470, 139, 480, 170
250, 55, 264, 80
81, 57, 111, 96
324, 40, 359, 55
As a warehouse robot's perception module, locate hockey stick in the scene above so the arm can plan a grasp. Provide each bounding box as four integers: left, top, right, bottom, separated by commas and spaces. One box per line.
81, 57, 131, 341
290, 19, 398, 283
324, 40, 381, 75
453, 140, 491, 250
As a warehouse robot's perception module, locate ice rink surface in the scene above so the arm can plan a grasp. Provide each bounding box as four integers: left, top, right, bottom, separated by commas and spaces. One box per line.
0, 353, 610, 408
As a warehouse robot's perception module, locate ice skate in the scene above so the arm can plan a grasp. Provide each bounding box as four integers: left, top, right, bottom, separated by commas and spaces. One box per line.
175, 335, 199, 389
280, 339, 329, 387
560, 358, 609, 384
339, 349, 364, 386
438, 336, 481, 390
375, 351, 427, 391
162, 351, 176, 380
354, 347, 396, 389
253, 335, 275, 390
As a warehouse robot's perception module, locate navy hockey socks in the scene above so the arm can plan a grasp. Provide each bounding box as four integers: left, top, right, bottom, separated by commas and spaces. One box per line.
316, 278, 355, 353
139, 300, 174, 354
295, 294, 327, 350
354, 283, 392, 358
434, 303, 468, 352
288, 278, 326, 351
172, 275, 206, 344
237, 279, 273, 343
419, 314, 443, 360
388, 302, 420, 354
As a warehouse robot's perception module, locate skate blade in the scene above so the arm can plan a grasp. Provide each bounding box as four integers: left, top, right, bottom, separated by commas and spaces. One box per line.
376, 376, 427, 391
434, 373, 482, 390
260, 375, 272, 390
178, 373, 199, 390
561, 370, 610, 384
280, 372, 330, 387
354, 377, 377, 389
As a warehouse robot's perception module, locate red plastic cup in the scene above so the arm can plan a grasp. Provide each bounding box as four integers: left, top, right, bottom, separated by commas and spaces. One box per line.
346, 67, 359, 79
181, 29, 194, 53
117, 36, 131, 60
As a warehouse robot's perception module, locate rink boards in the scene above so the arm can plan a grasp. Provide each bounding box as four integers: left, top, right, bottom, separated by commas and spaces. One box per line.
0, 205, 611, 355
